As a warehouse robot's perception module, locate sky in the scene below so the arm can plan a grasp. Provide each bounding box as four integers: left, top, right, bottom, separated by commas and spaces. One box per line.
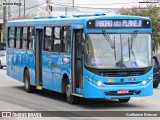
0, 0, 159, 19
52, 0, 160, 8
75, 0, 142, 8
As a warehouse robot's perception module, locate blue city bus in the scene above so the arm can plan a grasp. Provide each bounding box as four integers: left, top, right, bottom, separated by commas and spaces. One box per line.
6, 14, 153, 104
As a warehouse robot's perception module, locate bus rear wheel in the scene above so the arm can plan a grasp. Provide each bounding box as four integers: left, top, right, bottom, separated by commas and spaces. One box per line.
118, 98, 130, 102
66, 83, 77, 104
24, 70, 34, 93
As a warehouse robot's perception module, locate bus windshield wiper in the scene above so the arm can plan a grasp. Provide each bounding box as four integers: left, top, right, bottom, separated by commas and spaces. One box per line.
102, 30, 115, 49
102, 30, 116, 60
128, 30, 138, 60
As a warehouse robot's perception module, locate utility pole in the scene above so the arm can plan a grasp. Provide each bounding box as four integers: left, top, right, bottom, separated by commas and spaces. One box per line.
19, 0, 21, 17
24, 0, 25, 18
8, 0, 10, 20
72, 0, 74, 8
46, 0, 52, 16
3, 0, 7, 42
65, 7, 67, 15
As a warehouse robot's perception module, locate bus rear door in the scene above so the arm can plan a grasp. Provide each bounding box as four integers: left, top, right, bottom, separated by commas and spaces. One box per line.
35, 26, 43, 90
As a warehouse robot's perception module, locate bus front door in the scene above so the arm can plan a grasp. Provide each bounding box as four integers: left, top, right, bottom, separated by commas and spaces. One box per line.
72, 29, 83, 95
35, 28, 43, 90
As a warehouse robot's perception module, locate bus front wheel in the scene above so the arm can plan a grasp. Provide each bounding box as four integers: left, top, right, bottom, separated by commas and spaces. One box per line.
66, 83, 77, 104
24, 70, 34, 93
118, 98, 130, 102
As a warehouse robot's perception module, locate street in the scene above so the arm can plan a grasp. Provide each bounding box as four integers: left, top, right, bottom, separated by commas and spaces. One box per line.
0, 68, 160, 120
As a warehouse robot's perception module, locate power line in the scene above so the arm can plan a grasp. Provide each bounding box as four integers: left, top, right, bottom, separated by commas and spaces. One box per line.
55, 1, 139, 6
51, 1, 159, 9
10, 2, 45, 14
25, 2, 45, 10
50, 2, 121, 9
51, 3, 118, 9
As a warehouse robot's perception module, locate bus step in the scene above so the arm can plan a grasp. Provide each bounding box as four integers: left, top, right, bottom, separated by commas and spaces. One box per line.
36, 85, 43, 90
76, 88, 83, 94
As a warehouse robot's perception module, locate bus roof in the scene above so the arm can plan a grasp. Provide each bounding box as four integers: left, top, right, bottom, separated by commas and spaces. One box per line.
8, 14, 151, 26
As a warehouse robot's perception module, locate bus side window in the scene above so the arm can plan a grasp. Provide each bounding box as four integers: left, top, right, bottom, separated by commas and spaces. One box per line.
53, 27, 61, 53
54, 27, 61, 39
22, 27, 28, 49
62, 26, 70, 53
44, 27, 52, 51
28, 27, 34, 50
15, 27, 21, 49
8, 27, 15, 48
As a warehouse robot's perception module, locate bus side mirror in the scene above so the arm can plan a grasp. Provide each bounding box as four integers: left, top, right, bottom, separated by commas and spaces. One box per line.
152, 40, 155, 52
80, 42, 86, 54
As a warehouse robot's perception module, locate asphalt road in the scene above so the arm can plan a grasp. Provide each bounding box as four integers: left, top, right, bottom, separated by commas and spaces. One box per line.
0, 68, 160, 120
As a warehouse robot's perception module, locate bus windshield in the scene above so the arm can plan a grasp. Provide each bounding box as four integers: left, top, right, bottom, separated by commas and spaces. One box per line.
85, 33, 152, 69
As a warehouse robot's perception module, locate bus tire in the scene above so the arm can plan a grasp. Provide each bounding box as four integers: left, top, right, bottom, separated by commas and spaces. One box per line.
24, 69, 34, 93
66, 83, 78, 104
153, 82, 159, 88
118, 98, 130, 102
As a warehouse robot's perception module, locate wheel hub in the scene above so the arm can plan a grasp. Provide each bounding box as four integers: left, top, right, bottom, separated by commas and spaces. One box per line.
25, 76, 29, 90
66, 84, 70, 97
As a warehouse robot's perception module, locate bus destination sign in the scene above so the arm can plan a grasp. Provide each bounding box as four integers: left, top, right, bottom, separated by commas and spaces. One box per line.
87, 19, 151, 28
96, 20, 142, 27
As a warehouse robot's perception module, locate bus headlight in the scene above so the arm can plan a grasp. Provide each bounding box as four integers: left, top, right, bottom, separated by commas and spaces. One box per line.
97, 81, 103, 87
142, 80, 147, 85
141, 75, 152, 86
148, 76, 152, 81
86, 76, 103, 87
89, 78, 92, 82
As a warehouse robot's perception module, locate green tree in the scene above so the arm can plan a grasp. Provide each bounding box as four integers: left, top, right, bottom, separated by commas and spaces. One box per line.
117, 6, 160, 50
2, 25, 6, 42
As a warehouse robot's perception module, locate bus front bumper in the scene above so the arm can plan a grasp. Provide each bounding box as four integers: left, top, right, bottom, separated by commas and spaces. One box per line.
83, 79, 153, 99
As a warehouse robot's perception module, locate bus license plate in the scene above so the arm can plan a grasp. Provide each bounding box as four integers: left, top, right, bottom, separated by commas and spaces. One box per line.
117, 90, 129, 94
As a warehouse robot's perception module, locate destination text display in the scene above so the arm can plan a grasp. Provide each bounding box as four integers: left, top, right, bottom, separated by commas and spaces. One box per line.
87, 19, 150, 28
96, 20, 142, 27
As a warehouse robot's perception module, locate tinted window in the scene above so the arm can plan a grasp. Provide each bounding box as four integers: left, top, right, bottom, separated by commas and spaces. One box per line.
28, 27, 34, 50
22, 27, 28, 49
44, 27, 52, 51
54, 27, 61, 39
8, 27, 15, 48
53, 27, 61, 52
22, 27, 28, 39
15, 27, 21, 49
62, 26, 71, 53
9, 27, 15, 38
53, 40, 60, 52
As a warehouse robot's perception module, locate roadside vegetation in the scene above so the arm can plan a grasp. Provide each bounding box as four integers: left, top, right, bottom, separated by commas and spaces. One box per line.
117, 4, 160, 50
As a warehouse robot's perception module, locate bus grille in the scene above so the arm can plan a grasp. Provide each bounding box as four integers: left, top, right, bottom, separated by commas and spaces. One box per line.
86, 66, 152, 77
103, 82, 141, 85
99, 69, 146, 77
